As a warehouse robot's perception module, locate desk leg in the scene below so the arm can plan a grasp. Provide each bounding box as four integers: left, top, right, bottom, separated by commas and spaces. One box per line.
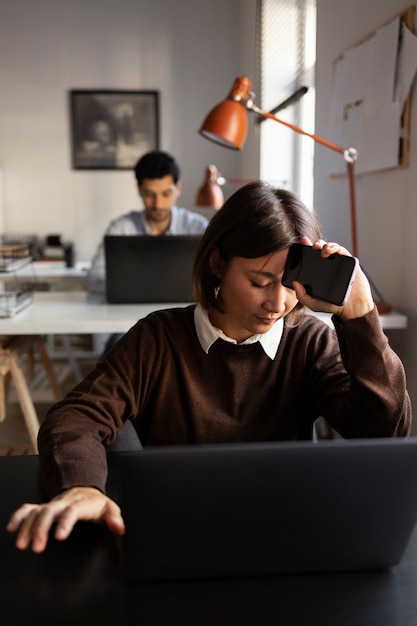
34, 337, 63, 401
0, 357, 12, 422
0, 372, 6, 422
9, 357, 40, 453
60, 335, 83, 384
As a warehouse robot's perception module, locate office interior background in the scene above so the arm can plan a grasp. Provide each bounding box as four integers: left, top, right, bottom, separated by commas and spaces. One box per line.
1, 0, 417, 431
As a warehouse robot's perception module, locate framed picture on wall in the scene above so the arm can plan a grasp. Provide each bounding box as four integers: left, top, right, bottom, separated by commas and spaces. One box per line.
70, 90, 160, 170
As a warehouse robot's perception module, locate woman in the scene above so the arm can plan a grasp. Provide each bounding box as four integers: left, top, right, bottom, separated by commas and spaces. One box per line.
7, 182, 411, 552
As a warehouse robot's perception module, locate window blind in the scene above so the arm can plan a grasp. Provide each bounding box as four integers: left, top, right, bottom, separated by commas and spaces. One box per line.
255, 0, 316, 204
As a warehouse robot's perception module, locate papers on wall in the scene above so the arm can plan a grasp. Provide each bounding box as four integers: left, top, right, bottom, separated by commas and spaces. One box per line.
329, 15, 417, 175
395, 21, 417, 109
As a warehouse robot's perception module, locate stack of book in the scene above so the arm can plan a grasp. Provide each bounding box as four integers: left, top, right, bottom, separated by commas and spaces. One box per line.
0, 244, 33, 316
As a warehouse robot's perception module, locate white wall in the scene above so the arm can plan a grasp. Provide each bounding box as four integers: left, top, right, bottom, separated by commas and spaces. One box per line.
315, 0, 417, 429
0, 0, 258, 260
4, 0, 413, 426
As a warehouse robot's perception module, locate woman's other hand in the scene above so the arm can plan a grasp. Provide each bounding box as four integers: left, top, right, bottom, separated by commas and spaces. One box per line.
6, 486, 125, 553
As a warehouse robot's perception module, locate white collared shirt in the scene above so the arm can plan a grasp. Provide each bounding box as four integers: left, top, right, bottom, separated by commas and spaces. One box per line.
194, 304, 284, 360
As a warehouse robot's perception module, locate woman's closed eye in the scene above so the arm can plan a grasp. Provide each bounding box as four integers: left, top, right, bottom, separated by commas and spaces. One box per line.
251, 280, 273, 289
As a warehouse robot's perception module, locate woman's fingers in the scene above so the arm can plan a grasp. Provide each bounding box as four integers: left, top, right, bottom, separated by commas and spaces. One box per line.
9, 502, 65, 552
7, 487, 125, 553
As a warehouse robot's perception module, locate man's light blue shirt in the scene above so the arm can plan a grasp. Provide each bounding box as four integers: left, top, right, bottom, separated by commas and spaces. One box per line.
87, 206, 208, 293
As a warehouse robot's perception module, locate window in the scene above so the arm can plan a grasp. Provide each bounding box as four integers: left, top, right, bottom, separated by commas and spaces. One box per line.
256, 0, 316, 207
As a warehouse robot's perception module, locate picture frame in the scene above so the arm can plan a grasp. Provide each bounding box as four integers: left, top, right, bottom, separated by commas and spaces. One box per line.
70, 89, 160, 170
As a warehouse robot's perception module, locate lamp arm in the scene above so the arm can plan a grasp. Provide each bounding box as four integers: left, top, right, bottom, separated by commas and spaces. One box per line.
249, 103, 347, 157
257, 86, 309, 122
246, 101, 359, 257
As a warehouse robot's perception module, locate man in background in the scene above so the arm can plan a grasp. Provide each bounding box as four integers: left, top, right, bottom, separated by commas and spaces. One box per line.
87, 150, 209, 294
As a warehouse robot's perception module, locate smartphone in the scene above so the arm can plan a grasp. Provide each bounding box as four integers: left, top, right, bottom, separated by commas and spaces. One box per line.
282, 243, 359, 306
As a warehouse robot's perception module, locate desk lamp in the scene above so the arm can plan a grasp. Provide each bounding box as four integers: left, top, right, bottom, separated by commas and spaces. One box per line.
198, 77, 359, 254
195, 164, 257, 210
198, 76, 391, 313
195, 164, 225, 210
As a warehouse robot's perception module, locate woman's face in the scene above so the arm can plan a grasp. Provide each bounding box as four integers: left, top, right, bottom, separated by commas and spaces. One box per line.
208, 248, 298, 343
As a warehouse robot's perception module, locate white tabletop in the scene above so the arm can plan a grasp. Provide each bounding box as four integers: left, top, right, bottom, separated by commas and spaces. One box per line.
309, 309, 408, 330
0, 291, 187, 335
0, 291, 408, 336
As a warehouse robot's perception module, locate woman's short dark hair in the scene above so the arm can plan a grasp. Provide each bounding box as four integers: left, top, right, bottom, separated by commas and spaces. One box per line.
192, 181, 321, 312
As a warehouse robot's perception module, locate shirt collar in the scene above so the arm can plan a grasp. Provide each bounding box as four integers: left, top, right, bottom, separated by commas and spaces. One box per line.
194, 304, 284, 360
143, 206, 178, 234
165, 206, 179, 234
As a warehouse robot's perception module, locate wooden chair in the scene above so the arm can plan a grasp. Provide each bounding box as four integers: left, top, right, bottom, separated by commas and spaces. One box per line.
0, 335, 62, 453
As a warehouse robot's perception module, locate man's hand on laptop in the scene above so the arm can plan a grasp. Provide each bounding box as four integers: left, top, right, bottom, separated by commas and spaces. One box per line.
6, 487, 125, 553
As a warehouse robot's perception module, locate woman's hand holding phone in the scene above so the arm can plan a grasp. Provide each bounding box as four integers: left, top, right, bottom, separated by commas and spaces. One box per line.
288, 237, 374, 320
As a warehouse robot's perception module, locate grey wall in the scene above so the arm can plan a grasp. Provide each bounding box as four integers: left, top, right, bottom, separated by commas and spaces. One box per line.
0, 0, 259, 260
315, 0, 417, 430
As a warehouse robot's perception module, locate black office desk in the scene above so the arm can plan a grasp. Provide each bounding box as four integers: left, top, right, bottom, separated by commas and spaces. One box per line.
1, 454, 417, 626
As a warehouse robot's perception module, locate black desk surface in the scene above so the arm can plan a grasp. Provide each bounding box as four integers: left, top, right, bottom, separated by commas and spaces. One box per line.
1, 453, 417, 626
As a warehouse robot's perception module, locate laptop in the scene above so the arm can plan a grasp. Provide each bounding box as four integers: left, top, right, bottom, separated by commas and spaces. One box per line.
104, 234, 201, 303
118, 437, 417, 582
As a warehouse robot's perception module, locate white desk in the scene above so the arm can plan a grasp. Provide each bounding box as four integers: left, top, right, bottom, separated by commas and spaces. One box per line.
0, 291, 188, 335
0, 292, 407, 452
310, 309, 408, 330
0, 291, 185, 452
0, 291, 408, 335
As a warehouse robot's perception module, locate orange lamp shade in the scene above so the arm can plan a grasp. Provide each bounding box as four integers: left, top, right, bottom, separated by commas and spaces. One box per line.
195, 165, 224, 209
199, 77, 252, 150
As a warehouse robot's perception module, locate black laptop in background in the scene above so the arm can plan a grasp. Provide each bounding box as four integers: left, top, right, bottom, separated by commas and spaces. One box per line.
119, 438, 417, 582
104, 234, 201, 303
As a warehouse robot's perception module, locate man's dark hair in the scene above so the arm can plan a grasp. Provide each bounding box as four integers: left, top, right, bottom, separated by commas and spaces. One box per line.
134, 151, 181, 185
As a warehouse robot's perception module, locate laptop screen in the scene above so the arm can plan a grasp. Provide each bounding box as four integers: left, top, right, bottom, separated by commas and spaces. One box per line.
104, 234, 201, 303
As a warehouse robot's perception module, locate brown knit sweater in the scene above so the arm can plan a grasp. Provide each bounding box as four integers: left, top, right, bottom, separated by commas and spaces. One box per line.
38, 305, 411, 497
